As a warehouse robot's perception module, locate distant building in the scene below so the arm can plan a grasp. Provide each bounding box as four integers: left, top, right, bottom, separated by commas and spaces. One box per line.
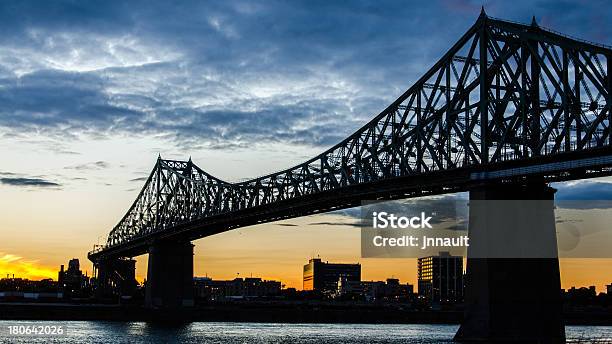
336, 276, 363, 297
303, 258, 360, 293
359, 278, 414, 302
380, 278, 414, 300
0, 277, 62, 301
418, 251, 463, 304
58, 258, 90, 298
566, 286, 597, 299
193, 277, 281, 301
608, 284, 612, 295
563, 285, 601, 306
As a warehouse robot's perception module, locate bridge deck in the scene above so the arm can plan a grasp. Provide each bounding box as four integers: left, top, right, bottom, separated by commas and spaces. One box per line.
90, 147, 612, 261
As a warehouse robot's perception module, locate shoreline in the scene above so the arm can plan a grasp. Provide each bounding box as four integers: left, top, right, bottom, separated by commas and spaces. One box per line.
1, 302, 611, 326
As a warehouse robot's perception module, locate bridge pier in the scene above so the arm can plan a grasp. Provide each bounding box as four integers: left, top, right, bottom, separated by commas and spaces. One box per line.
94, 258, 137, 300
455, 181, 564, 343
145, 240, 194, 309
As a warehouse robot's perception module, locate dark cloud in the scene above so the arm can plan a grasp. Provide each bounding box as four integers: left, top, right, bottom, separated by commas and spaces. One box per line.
0, 1, 608, 150
0, 177, 60, 188
0, 70, 143, 138
554, 181, 612, 201
0, 170, 62, 188
129, 177, 148, 182
0, 66, 359, 148
553, 181, 612, 209
308, 221, 363, 228
275, 223, 299, 227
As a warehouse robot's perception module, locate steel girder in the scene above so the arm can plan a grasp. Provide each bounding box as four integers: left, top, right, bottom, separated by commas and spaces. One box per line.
97, 13, 611, 255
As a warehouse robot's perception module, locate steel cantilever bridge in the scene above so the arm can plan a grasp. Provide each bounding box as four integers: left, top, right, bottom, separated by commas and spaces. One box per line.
89, 11, 610, 342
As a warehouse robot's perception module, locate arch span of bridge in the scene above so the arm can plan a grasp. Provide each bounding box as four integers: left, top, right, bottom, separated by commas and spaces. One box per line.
89, 11, 610, 343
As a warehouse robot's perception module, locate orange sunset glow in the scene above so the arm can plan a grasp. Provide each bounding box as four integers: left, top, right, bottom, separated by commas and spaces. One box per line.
0, 253, 57, 281
3, 210, 611, 293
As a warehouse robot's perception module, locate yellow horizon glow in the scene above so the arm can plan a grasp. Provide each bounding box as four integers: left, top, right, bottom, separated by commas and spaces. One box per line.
0, 252, 58, 281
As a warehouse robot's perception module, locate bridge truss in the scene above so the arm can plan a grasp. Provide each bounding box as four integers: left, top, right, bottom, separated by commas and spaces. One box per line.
91, 12, 611, 260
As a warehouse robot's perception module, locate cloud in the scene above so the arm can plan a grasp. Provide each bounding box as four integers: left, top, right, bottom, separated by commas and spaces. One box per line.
554, 181, 612, 209
57, 150, 81, 155
0, 170, 62, 188
0, 66, 363, 149
275, 223, 298, 227
555, 181, 612, 200
129, 177, 148, 182
331, 207, 362, 220
307, 221, 363, 228
0, 1, 609, 152
65, 161, 110, 171
0, 177, 61, 188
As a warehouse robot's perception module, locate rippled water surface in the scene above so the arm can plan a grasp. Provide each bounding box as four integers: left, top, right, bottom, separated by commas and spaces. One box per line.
0, 321, 611, 343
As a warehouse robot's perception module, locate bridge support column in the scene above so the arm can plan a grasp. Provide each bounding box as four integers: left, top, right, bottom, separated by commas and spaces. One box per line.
455, 181, 565, 343
93, 259, 113, 299
94, 258, 137, 300
145, 240, 194, 309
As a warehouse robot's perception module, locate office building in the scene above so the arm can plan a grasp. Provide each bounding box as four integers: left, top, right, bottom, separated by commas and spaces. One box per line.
303, 258, 360, 293
336, 276, 363, 297
418, 251, 463, 304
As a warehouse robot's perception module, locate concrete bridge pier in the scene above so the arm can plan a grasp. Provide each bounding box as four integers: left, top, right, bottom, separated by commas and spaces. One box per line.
94, 258, 137, 299
145, 240, 194, 309
455, 181, 565, 343
93, 259, 112, 299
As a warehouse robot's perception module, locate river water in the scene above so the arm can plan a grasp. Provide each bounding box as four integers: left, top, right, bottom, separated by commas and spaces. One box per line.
0, 321, 610, 343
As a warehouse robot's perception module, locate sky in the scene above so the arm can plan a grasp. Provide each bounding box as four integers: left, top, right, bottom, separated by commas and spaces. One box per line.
0, 0, 611, 291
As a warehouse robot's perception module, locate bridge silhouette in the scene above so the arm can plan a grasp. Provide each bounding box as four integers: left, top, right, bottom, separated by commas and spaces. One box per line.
89, 10, 610, 343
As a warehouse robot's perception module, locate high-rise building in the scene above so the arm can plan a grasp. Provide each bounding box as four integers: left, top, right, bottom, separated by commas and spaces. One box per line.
418, 251, 463, 304
607, 284, 612, 295
303, 258, 360, 293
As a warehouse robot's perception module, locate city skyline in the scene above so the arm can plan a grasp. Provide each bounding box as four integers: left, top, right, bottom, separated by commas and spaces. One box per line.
1, 0, 612, 293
